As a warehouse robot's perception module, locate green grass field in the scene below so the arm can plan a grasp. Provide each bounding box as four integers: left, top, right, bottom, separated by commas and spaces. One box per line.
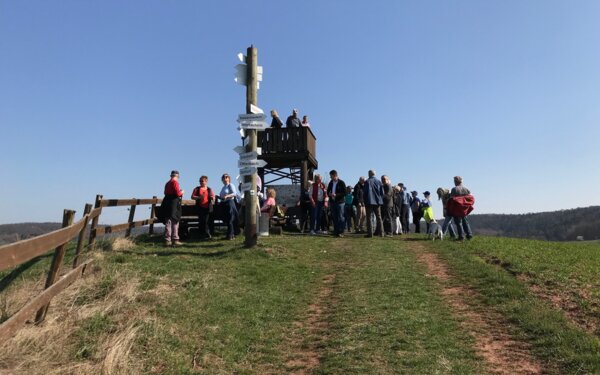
0, 233, 599, 374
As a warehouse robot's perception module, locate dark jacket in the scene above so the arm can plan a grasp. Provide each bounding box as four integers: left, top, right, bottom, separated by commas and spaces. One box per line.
363, 177, 384, 205
353, 182, 365, 206
286, 115, 301, 127
327, 179, 347, 204
271, 116, 283, 128
160, 194, 182, 222
383, 183, 394, 208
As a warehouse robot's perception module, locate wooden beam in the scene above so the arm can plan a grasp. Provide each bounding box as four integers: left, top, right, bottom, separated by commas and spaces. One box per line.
0, 260, 92, 342
0, 214, 87, 272
35, 209, 76, 323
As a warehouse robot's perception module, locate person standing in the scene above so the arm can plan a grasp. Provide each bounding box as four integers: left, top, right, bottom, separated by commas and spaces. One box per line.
344, 186, 355, 232
422, 191, 434, 234
362, 170, 384, 237
327, 170, 347, 237
398, 183, 411, 233
309, 174, 327, 235
353, 177, 366, 233
270, 109, 283, 128
410, 191, 422, 233
286, 108, 302, 127
162, 170, 184, 247
393, 185, 403, 235
191, 176, 215, 240
450, 176, 474, 241
297, 182, 312, 233
436, 187, 457, 239
219, 173, 240, 240
301, 115, 311, 127
381, 175, 394, 236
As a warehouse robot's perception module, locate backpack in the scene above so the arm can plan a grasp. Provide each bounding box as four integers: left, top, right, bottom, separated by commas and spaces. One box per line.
447, 195, 475, 217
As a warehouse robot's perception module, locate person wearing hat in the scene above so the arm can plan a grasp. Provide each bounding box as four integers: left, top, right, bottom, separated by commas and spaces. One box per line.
286, 108, 302, 128
162, 170, 185, 246
410, 191, 422, 233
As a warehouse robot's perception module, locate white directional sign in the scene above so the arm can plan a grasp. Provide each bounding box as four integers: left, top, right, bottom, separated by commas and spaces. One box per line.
233, 145, 245, 154
240, 121, 268, 130
238, 113, 266, 122
239, 151, 258, 160
239, 166, 257, 176
238, 159, 267, 168
234, 59, 263, 87
234, 64, 246, 86
250, 104, 263, 114
240, 182, 253, 192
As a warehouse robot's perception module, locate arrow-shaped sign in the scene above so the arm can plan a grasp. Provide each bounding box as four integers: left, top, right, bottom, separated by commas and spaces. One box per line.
239, 166, 257, 176
240, 121, 269, 131
238, 113, 266, 122
240, 182, 253, 192
240, 151, 258, 160
250, 104, 263, 114
234, 64, 246, 86
238, 159, 267, 168
233, 145, 245, 154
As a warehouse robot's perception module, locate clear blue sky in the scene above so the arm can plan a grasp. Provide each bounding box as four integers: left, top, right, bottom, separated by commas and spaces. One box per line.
2, 1, 600, 224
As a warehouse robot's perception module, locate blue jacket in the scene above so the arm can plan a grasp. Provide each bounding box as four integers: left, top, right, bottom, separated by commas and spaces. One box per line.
363, 177, 384, 205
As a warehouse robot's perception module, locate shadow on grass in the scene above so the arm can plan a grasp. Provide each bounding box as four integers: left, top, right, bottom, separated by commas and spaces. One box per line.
0, 253, 53, 293
114, 245, 242, 259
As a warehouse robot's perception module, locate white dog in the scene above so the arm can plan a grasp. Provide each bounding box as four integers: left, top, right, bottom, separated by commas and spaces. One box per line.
427, 221, 444, 241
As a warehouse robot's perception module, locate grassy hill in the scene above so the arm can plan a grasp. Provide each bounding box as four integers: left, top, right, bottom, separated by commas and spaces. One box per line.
0, 233, 598, 374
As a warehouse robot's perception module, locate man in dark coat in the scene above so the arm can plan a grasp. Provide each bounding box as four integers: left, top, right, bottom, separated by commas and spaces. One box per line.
362, 170, 384, 237
285, 108, 302, 127
327, 169, 347, 237
381, 175, 394, 236
353, 176, 366, 233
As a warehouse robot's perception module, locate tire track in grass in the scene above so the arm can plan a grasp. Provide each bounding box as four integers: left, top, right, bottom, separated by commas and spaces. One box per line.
412, 243, 544, 375
283, 272, 336, 374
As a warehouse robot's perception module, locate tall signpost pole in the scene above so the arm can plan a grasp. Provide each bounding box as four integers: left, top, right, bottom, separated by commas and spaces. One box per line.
244, 46, 258, 247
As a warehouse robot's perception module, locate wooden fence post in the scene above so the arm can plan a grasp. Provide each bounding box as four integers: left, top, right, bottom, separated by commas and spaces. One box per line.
149, 196, 157, 235
72, 203, 92, 268
35, 209, 76, 324
125, 199, 136, 237
88, 194, 103, 251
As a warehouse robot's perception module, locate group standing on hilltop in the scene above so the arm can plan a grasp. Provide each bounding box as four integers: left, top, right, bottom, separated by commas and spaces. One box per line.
159, 165, 475, 246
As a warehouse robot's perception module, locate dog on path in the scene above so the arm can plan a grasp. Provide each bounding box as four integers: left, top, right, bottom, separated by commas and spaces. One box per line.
427, 220, 444, 241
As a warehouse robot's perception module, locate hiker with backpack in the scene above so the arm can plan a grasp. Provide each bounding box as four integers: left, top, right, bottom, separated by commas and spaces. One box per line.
191, 176, 215, 240
161, 170, 185, 247
447, 176, 475, 241
410, 191, 422, 233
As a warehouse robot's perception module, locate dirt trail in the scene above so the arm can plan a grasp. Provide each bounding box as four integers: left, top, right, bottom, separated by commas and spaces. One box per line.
412, 244, 545, 375
283, 273, 336, 375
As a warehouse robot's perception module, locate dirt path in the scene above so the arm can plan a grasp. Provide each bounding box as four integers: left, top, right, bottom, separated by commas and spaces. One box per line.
412, 243, 545, 375
283, 272, 336, 375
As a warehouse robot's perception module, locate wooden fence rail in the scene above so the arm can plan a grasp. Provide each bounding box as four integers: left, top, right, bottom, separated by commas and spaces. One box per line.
0, 195, 173, 342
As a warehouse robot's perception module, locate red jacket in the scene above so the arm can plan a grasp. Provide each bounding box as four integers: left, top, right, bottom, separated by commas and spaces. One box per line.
164, 178, 183, 197
446, 194, 475, 218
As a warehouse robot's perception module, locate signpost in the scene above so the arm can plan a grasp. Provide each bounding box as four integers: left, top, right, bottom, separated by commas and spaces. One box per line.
235, 45, 261, 248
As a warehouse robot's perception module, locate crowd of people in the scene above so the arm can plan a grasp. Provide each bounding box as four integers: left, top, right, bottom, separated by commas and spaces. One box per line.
160, 169, 474, 247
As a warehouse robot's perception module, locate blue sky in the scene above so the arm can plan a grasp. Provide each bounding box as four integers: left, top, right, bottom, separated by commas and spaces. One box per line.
1, 1, 600, 224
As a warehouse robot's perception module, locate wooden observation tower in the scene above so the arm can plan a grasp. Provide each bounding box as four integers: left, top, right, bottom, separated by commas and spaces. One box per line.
257, 127, 318, 192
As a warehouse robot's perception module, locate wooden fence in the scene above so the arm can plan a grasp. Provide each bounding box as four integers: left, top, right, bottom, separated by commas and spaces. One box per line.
0, 194, 180, 342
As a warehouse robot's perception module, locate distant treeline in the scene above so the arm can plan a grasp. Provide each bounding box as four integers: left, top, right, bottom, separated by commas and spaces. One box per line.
0, 222, 61, 246
2, 206, 599, 244
469, 206, 600, 241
